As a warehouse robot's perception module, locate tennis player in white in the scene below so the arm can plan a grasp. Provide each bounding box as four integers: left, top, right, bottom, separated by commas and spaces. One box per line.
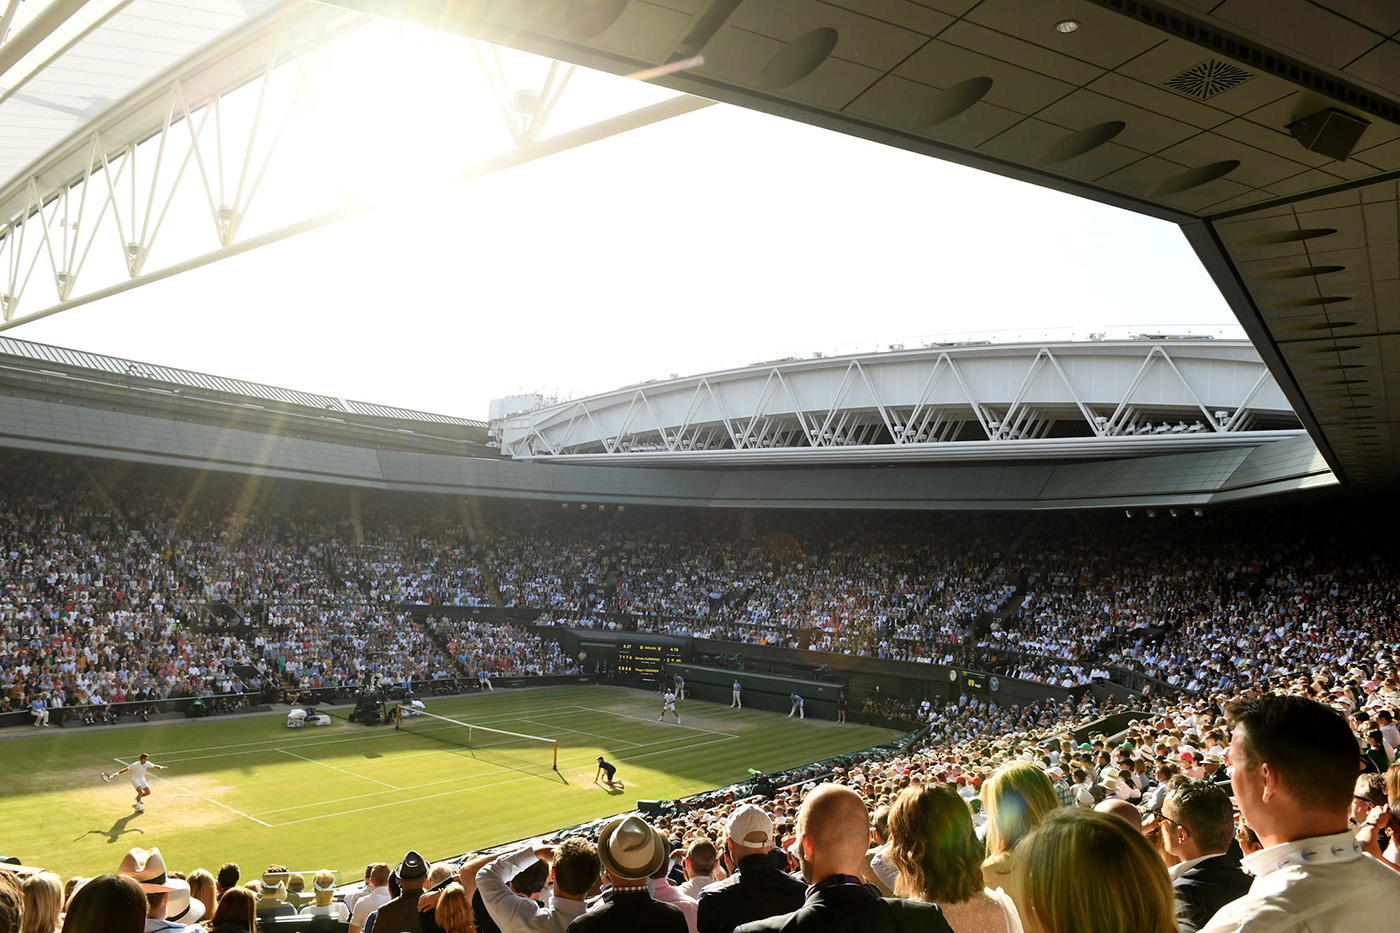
658, 688, 681, 724
111, 753, 167, 811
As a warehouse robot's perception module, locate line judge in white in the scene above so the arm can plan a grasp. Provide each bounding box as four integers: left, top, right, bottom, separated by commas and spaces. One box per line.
113, 753, 168, 812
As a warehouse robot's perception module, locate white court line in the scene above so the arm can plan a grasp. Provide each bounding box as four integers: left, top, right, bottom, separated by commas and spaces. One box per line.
266, 734, 741, 827
564, 705, 739, 738
255, 728, 708, 815
140, 704, 592, 761
112, 757, 272, 828
276, 748, 402, 789
512, 718, 642, 748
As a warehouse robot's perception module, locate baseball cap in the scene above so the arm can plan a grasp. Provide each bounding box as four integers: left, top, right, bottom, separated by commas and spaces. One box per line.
726, 803, 774, 849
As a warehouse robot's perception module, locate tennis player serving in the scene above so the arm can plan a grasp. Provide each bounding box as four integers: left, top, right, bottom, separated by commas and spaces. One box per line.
105, 753, 166, 812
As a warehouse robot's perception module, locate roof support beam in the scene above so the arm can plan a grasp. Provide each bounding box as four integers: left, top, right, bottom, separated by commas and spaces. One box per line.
0, 0, 91, 81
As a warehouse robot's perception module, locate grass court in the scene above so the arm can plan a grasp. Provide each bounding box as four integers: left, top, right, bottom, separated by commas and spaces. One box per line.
0, 685, 896, 881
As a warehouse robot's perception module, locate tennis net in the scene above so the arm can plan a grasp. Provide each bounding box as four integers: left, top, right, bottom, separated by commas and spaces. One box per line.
395, 707, 559, 776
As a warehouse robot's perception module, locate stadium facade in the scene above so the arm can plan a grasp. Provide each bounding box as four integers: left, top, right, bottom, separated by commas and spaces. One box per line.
0, 335, 1334, 509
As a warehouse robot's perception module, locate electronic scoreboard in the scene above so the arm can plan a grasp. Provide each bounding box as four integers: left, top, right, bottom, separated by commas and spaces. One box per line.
615, 640, 684, 681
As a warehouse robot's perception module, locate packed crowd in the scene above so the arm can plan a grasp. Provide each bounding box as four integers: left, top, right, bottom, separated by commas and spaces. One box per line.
10, 657, 1400, 933
0, 456, 576, 723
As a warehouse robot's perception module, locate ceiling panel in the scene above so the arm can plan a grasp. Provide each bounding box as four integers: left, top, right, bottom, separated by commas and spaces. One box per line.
8, 0, 1400, 484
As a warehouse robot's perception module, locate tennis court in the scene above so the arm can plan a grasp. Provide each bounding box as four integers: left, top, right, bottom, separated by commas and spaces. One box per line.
4, 685, 897, 880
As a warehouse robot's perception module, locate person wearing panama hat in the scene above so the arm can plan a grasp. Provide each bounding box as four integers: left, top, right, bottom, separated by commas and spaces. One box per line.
116, 847, 206, 932
568, 815, 686, 933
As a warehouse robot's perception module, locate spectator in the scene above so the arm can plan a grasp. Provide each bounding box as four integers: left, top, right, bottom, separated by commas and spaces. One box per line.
677, 840, 719, 900
567, 815, 685, 933
477, 839, 595, 933
1154, 778, 1251, 933
1202, 695, 1400, 931
374, 851, 431, 933
1356, 763, 1400, 872
434, 883, 474, 933
299, 871, 349, 921
62, 875, 147, 933
216, 863, 240, 900
650, 850, 698, 933
980, 761, 1058, 904
733, 784, 953, 932
885, 784, 1018, 933
19, 872, 61, 933
116, 848, 206, 933
696, 805, 805, 933
351, 863, 393, 933
1015, 809, 1177, 933
256, 870, 296, 922
208, 887, 257, 933
1093, 798, 1142, 828
1350, 773, 1386, 829
0, 873, 17, 933
186, 869, 215, 921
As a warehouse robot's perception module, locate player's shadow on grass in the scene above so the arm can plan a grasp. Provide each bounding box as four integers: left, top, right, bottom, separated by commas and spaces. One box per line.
74, 812, 144, 845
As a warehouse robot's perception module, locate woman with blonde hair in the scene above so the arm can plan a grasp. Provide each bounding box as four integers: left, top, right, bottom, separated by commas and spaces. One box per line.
19, 872, 61, 933
980, 760, 1060, 900
434, 881, 475, 933
1014, 808, 1177, 933
186, 868, 217, 919
887, 783, 1022, 933
297, 871, 349, 921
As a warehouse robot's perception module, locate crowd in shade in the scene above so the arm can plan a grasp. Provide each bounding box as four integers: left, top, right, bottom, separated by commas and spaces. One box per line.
7, 449, 1400, 719
0, 456, 575, 721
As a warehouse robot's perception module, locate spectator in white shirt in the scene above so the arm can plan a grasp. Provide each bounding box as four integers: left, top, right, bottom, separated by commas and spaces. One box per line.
1201, 695, 1400, 932
676, 840, 719, 900
348, 863, 391, 933
476, 839, 597, 933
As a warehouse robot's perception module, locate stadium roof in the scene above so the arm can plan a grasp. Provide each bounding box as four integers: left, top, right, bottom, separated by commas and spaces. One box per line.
0, 1, 1395, 486
0, 332, 485, 426
496, 338, 1305, 465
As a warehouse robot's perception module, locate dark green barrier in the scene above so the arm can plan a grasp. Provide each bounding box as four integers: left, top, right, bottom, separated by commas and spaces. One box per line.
667, 662, 842, 719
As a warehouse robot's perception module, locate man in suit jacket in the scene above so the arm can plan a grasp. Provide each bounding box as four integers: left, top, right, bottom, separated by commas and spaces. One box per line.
567, 815, 685, 933
1154, 778, 1252, 933
373, 850, 430, 933
733, 785, 953, 933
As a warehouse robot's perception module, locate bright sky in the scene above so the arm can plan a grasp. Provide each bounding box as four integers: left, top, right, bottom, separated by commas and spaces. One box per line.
7, 20, 1241, 420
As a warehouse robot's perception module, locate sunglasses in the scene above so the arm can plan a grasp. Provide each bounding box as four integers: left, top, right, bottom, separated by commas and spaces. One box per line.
1148, 809, 1183, 829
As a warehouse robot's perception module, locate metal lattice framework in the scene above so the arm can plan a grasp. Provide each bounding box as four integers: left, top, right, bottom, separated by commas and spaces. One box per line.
497, 340, 1301, 465
0, 4, 710, 329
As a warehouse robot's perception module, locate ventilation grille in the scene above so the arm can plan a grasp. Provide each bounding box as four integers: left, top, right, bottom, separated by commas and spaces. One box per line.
1163, 59, 1255, 99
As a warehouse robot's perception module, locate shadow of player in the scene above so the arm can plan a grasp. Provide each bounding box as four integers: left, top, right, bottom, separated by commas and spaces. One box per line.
74, 811, 145, 845
603, 782, 625, 796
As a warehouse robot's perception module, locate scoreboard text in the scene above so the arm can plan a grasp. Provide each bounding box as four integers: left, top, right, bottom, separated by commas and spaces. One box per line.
616, 641, 684, 681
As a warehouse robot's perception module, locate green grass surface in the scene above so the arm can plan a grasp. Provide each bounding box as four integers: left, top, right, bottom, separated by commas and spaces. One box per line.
1, 685, 895, 881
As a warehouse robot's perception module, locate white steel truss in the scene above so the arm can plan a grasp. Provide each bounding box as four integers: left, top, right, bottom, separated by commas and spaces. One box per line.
0, 5, 711, 330
497, 341, 1303, 465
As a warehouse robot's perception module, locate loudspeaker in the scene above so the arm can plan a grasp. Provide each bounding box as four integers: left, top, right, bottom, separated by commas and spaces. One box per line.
1288, 108, 1369, 161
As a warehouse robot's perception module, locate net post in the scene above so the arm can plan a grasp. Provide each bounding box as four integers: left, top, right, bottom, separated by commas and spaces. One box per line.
552, 740, 559, 772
